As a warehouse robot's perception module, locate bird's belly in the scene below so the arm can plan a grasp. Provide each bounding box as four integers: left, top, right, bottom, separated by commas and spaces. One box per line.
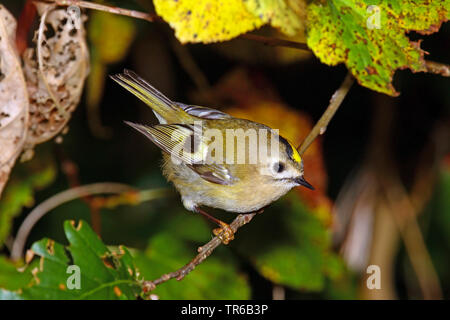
162, 157, 291, 213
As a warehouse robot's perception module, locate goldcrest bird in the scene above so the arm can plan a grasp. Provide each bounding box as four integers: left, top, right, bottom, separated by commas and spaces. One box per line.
111, 70, 313, 244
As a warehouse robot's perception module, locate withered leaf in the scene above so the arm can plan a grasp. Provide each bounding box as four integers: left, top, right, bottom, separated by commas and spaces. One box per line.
0, 5, 29, 196
23, 4, 89, 154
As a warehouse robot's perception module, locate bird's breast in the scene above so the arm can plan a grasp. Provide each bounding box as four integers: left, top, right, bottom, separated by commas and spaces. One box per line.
162, 157, 292, 213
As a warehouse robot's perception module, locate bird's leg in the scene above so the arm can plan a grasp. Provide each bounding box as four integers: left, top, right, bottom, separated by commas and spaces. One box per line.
194, 207, 234, 245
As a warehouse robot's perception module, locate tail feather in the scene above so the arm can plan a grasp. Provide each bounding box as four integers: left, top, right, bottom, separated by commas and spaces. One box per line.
110, 70, 191, 124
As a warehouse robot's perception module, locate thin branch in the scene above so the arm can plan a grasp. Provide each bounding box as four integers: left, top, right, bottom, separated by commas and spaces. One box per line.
240, 34, 310, 51
297, 72, 354, 155
425, 60, 450, 77
142, 211, 259, 293
10, 183, 167, 261
272, 285, 286, 300
42, 0, 159, 21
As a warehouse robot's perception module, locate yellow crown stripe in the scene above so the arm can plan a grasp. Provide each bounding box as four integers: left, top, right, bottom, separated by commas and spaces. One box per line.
289, 141, 302, 164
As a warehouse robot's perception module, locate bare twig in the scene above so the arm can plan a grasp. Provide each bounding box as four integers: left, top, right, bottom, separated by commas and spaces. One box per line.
272, 285, 286, 300
10, 183, 167, 261
425, 61, 450, 77
142, 211, 258, 293
240, 34, 310, 51
297, 72, 354, 155
42, 0, 159, 21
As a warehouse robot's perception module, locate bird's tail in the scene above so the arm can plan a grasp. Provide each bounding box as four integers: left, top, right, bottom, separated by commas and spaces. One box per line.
110, 69, 192, 124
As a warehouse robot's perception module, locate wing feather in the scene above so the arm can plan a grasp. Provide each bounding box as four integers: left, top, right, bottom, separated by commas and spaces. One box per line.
176, 102, 232, 120
125, 121, 237, 185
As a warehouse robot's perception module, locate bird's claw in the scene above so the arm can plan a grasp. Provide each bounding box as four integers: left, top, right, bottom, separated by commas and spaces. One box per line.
213, 223, 234, 245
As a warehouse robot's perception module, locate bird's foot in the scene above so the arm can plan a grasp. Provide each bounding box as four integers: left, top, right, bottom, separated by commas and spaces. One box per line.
213, 222, 234, 245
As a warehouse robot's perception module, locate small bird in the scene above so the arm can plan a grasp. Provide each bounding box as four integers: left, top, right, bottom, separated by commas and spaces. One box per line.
111, 70, 313, 244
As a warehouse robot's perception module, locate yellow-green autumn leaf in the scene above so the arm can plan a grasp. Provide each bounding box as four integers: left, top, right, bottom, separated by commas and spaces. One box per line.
154, 0, 265, 43
306, 0, 450, 96
244, 0, 307, 36
88, 11, 136, 64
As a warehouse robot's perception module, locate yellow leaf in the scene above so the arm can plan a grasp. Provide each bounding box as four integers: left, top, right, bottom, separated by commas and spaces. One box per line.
244, 0, 306, 36
88, 11, 136, 64
154, 0, 265, 43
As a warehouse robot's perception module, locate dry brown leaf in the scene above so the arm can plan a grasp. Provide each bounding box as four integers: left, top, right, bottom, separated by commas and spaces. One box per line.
0, 5, 29, 196
23, 3, 89, 155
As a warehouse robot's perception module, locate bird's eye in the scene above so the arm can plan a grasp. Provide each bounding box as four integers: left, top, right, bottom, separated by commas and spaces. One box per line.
273, 162, 285, 173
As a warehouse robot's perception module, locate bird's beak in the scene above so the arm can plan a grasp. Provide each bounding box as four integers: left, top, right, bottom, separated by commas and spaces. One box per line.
294, 176, 314, 190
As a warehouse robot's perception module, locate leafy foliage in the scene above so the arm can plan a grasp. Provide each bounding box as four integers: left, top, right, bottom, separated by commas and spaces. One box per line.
0, 220, 141, 300
0, 158, 56, 248
0, 216, 251, 300
0, 256, 33, 292
134, 215, 251, 299
155, 0, 448, 95
243, 0, 306, 36
306, 0, 450, 95
235, 194, 344, 290
154, 0, 264, 43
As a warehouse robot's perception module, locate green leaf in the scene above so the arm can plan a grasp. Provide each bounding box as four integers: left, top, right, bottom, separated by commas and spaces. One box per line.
88, 11, 136, 65
1, 220, 141, 300
306, 0, 450, 95
133, 214, 251, 299
0, 256, 33, 291
234, 193, 345, 291
0, 158, 56, 248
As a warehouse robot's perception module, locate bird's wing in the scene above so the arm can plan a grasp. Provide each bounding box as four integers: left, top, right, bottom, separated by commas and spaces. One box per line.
176, 102, 232, 120
125, 121, 237, 185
